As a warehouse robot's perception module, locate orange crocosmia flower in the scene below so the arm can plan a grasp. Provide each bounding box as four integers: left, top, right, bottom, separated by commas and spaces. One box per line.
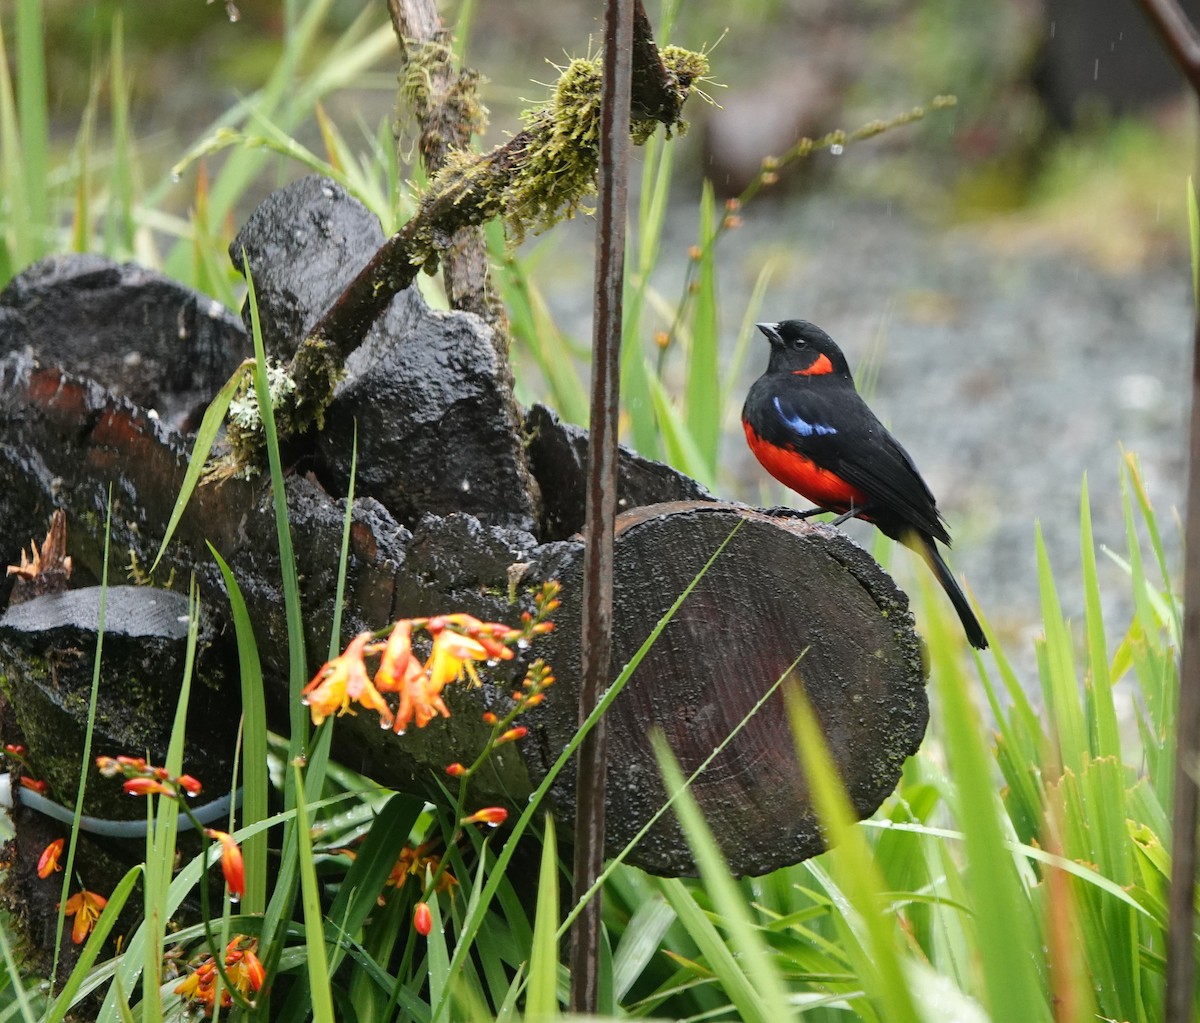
37, 838, 64, 878
123, 777, 173, 797
207, 829, 245, 899
426, 629, 490, 691
63, 889, 107, 944
302, 632, 393, 728
175, 935, 263, 1013
19, 776, 48, 794
393, 658, 450, 734
374, 620, 421, 693
438, 613, 514, 661
224, 936, 266, 1000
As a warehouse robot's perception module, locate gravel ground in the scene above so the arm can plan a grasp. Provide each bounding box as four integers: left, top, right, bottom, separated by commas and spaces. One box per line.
533, 192, 1193, 657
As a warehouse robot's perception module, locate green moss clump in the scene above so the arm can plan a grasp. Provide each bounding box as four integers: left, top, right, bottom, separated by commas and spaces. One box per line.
498, 47, 709, 242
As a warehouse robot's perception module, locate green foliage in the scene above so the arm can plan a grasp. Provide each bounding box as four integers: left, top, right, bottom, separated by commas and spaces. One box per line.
1, 3, 1189, 1022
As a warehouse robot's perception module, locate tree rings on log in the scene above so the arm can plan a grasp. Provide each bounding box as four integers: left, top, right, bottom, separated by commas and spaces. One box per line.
524, 500, 927, 878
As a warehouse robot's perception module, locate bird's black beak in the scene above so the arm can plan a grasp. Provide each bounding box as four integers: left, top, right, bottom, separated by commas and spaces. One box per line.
756, 322, 783, 346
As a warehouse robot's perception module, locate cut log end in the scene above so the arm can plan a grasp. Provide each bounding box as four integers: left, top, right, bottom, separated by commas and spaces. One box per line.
525, 501, 928, 878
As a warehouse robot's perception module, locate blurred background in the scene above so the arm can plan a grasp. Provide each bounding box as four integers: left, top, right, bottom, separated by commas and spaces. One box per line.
3, 0, 1195, 651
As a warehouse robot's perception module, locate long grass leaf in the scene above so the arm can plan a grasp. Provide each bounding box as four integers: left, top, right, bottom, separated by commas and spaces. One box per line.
654, 737, 795, 1023
15, 0, 49, 254
526, 815, 561, 1019
150, 362, 249, 574
292, 763, 336, 1023
1079, 477, 1120, 758
685, 182, 721, 477
787, 686, 920, 1022
928, 583, 1052, 1023
50, 488, 112, 993
1035, 523, 1086, 771
208, 545, 269, 915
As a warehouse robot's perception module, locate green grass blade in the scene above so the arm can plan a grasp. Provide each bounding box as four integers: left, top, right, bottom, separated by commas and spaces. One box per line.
648, 371, 716, 490
50, 488, 112, 993
653, 736, 795, 1023
1035, 522, 1086, 770
293, 762, 336, 1023
655, 875, 774, 1023
150, 362, 249, 574
787, 685, 921, 1023
526, 815, 561, 1019
928, 586, 1052, 1023
208, 544, 270, 915
15, 0, 49, 254
326, 793, 425, 969
1079, 476, 1120, 758
0, 14, 28, 280
1188, 176, 1198, 308
685, 182, 721, 477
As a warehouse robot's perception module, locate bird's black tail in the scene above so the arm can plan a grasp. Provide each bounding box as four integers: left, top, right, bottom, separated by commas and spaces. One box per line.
914, 535, 988, 650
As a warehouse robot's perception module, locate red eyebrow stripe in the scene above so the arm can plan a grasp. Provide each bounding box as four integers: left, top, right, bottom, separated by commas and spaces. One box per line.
792, 353, 834, 376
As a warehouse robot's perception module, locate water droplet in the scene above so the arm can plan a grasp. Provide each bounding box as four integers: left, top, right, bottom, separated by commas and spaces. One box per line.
517, 638, 531, 651
171, 170, 182, 183
485, 820, 501, 829
395, 727, 406, 737
486, 658, 500, 668
301, 696, 311, 706
228, 892, 241, 904
830, 143, 844, 156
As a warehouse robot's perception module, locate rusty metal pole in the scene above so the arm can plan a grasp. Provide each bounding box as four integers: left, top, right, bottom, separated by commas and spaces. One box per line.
1128, 4, 1200, 1019
570, 0, 634, 1013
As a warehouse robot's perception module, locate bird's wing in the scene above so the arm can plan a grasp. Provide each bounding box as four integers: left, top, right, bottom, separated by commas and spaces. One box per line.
770, 387, 950, 544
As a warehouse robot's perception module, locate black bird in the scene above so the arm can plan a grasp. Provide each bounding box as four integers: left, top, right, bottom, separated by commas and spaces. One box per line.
741, 319, 987, 649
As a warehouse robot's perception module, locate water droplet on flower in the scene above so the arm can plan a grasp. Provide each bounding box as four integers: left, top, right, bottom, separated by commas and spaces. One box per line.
395, 727, 406, 736
301, 696, 311, 706
830, 143, 844, 156
228, 892, 241, 904
485, 820, 501, 829
516, 638, 531, 651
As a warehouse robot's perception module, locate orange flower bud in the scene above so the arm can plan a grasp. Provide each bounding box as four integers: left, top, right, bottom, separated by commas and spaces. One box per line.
19, 776, 48, 794
414, 902, 433, 936
496, 727, 527, 746
462, 807, 508, 828
207, 829, 245, 900
445, 762, 467, 777
176, 774, 203, 796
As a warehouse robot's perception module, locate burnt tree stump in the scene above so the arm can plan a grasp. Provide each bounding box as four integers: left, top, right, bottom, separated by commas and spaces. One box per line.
0, 177, 929, 880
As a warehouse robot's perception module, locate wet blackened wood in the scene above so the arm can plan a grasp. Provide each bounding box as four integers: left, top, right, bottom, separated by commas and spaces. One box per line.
525, 501, 927, 877
0, 355, 926, 879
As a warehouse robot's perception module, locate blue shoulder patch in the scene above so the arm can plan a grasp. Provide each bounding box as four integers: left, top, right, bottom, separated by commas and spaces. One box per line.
773, 396, 837, 437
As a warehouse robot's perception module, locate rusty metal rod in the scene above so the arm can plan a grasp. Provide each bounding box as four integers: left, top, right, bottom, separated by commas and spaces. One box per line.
1130, 3, 1200, 1019
570, 0, 634, 1012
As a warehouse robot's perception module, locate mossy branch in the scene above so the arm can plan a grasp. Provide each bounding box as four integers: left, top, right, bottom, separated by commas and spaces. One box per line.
228, 2, 707, 463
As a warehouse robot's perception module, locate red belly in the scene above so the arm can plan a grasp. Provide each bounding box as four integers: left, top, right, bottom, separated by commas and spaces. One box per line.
744, 422, 869, 512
